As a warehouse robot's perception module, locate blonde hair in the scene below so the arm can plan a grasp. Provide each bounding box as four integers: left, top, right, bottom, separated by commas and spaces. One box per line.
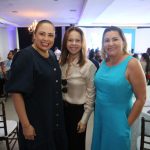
101, 26, 128, 59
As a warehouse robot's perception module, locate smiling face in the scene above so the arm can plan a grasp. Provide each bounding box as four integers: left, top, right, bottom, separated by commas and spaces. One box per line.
33, 22, 55, 52
103, 31, 125, 57
66, 30, 82, 58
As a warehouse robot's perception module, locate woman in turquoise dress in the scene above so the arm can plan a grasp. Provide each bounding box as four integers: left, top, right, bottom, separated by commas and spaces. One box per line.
92, 26, 146, 150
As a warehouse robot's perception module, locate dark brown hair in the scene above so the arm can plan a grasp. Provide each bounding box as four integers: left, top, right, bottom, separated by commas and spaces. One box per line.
34, 20, 55, 34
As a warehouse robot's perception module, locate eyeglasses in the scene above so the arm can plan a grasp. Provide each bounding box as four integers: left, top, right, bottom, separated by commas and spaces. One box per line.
62, 79, 67, 93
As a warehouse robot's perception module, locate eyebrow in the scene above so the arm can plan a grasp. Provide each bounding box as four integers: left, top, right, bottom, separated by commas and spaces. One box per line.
104, 36, 119, 39
38, 31, 55, 35
48, 32, 55, 35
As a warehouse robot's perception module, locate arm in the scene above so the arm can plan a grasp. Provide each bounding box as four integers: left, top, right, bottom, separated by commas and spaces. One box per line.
1, 62, 7, 79
126, 58, 146, 126
12, 93, 36, 140
77, 63, 96, 133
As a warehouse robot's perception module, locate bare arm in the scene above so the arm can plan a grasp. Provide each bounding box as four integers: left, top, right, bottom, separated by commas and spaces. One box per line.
126, 58, 146, 125
12, 93, 36, 140
12, 93, 30, 127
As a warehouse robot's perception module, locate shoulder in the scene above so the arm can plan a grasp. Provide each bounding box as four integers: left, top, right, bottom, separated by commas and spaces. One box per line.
16, 46, 33, 56
128, 57, 141, 69
83, 59, 96, 69
127, 57, 144, 77
12, 46, 33, 64
85, 59, 96, 66
80, 59, 97, 73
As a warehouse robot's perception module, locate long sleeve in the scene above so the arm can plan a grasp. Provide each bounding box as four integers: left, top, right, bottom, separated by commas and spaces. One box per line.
80, 61, 96, 124
61, 59, 97, 124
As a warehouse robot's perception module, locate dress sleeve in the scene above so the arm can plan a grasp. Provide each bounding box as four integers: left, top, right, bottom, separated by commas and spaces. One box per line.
5, 50, 34, 94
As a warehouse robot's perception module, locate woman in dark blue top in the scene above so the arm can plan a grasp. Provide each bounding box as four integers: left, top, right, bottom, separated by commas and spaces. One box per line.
5, 20, 68, 150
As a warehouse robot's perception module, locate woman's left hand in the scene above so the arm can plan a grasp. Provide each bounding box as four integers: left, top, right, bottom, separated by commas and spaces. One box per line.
77, 121, 87, 133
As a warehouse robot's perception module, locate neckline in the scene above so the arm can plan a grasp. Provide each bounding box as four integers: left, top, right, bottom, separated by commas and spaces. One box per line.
32, 44, 49, 59
32, 46, 50, 60
105, 55, 130, 68
67, 55, 80, 66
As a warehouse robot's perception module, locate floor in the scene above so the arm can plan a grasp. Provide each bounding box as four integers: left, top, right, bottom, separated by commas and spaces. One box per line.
0, 96, 139, 150
0, 96, 19, 150
0, 97, 94, 150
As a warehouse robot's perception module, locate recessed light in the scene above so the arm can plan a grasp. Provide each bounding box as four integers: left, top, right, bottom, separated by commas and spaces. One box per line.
70, 9, 77, 12
11, 10, 18, 13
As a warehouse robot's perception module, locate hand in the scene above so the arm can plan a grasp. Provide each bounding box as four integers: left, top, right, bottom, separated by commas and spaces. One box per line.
77, 121, 87, 133
22, 124, 36, 140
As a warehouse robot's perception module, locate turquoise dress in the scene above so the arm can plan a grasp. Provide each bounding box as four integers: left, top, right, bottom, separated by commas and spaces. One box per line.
92, 56, 133, 150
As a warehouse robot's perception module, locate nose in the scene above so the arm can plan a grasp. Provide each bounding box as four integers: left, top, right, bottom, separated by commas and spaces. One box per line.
108, 40, 114, 45
72, 40, 76, 44
43, 35, 49, 41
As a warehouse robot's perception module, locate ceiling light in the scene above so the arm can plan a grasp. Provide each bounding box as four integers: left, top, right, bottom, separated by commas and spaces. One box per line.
28, 20, 38, 33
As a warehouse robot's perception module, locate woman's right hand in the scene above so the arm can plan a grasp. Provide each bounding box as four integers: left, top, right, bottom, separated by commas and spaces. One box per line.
22, 124, 36, 140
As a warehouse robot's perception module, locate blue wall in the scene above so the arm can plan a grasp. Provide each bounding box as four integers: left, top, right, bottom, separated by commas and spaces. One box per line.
122, 28, 136, 51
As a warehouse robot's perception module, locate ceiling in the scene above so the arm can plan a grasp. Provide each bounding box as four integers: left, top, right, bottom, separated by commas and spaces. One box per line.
0, 0, 150, 28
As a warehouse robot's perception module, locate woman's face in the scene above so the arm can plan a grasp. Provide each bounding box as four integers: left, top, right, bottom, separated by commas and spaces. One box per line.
7, 52, 13, 60
33, 23, 55, 52
103, 31, 124, 57
67, 30, 82, 57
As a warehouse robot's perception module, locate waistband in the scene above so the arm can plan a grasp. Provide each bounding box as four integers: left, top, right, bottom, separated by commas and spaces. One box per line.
63, 100, 84, 108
